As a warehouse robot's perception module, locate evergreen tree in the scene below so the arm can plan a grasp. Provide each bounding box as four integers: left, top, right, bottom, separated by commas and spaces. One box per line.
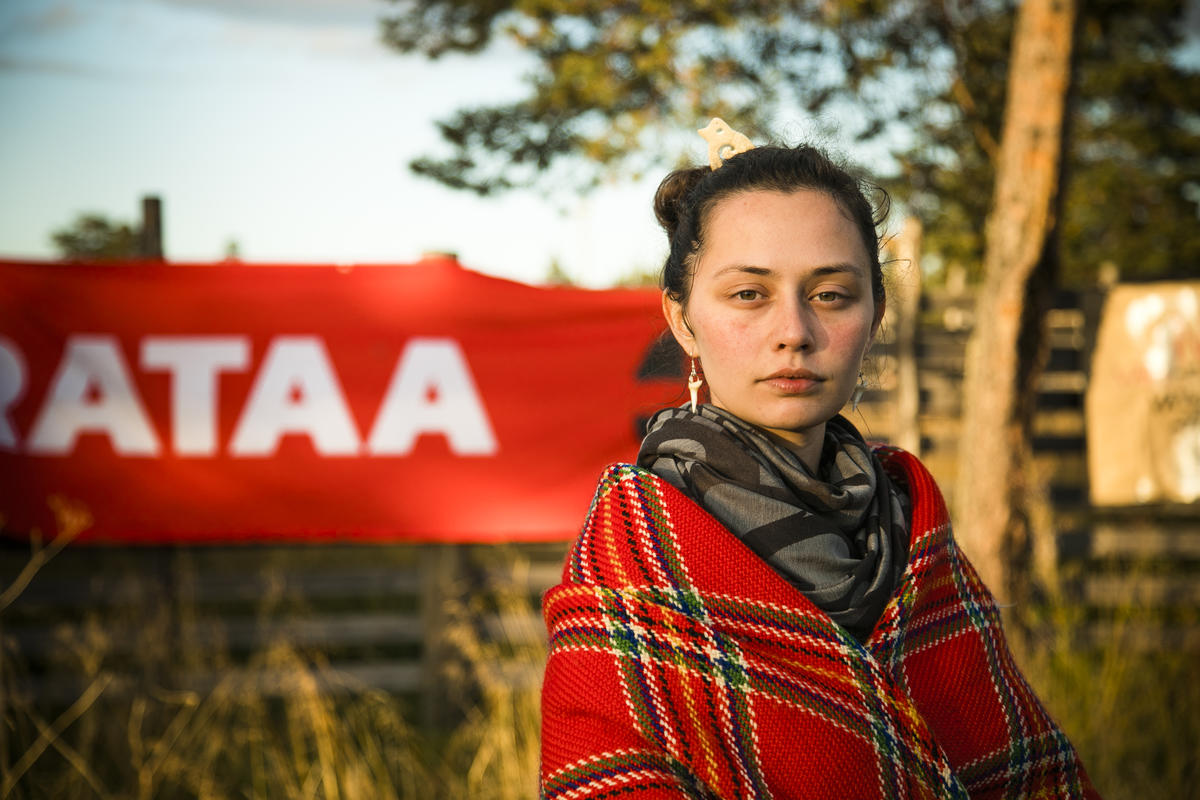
50, 213, 140, 261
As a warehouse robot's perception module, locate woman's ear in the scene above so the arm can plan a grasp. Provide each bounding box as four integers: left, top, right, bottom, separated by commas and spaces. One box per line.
662, 290, 697, 357
870, 296, 887, 343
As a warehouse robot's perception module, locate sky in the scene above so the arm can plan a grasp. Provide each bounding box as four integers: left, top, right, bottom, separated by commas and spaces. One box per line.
0, 0, 668, 287
4, 1, 1197, 288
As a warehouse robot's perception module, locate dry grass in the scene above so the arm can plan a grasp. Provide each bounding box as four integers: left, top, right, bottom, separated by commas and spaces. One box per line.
2, 501, 1195, 799
1009, 577, 1200, 800
4, 643, 444, 799
432, 555, 542, 800
1, 501, 542, 800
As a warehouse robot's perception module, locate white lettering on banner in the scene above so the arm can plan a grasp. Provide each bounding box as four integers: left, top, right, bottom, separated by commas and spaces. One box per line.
27, 336, 161, 456
368, 337, 498, 455
228, 336, 360, 456
4, 335, 499, 458
142, 337, 250, 456
0, 337, 27, 450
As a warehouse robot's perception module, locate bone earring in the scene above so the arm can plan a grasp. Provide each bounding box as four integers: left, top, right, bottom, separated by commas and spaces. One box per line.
688, 358, 704, 412
850, 371, 866, 413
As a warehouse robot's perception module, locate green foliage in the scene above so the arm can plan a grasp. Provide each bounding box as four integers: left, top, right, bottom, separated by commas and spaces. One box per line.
380, 0, 1200, 284
542, 258, 574, 285
381, 0, 949, 192
612, 263, 660, 288
50, 213, 140, 261
1060, 0, 1200, 283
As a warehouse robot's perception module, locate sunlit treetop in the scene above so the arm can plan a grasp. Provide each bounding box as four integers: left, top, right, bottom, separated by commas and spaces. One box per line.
381, 0, 1200, 284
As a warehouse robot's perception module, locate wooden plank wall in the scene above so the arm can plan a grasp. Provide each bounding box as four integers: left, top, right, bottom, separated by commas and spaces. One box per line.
856, 282, 1200, 649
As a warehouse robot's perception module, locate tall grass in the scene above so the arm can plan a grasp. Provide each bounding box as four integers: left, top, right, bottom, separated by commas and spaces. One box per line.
432, 554, 542, 800
1009, 580, 1200, 799
1, 501, 542, 800
2, 501, 1195, 799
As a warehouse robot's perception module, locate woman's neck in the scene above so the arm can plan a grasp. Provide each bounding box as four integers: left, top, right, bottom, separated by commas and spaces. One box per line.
762, 421, 826, 474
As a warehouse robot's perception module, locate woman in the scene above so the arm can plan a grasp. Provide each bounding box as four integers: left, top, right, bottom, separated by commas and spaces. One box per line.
540, 123, 1098, 799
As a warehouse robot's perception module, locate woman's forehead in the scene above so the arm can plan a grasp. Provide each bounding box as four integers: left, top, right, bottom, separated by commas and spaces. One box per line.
697, 190, 871, 277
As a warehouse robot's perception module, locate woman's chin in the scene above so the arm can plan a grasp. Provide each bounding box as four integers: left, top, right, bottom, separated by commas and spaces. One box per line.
751, 397, 846, 431
737, 409, 836, 441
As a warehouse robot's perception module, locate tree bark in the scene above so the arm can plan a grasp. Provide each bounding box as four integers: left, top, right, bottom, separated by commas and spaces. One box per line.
955, 0, 1077, 602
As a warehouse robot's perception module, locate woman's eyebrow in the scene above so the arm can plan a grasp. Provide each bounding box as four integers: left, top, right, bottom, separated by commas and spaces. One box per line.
811, 263, 864, 277
711, 263, 864, 278
711, 264, 773, 278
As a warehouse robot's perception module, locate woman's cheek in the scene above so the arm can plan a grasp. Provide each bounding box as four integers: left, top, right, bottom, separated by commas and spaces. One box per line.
694, 307, 746, 354
832, 315, 875, 354
706, 325, 756, 370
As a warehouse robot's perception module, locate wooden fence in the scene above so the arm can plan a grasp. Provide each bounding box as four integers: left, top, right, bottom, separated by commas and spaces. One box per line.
857, 280, 1200, 648
0, 542, 567, 725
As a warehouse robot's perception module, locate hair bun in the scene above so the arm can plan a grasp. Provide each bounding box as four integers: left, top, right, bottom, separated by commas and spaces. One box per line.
653, 167, 707, 238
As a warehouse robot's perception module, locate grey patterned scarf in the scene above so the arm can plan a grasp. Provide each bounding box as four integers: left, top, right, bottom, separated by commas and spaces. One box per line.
636, 404, 910, 643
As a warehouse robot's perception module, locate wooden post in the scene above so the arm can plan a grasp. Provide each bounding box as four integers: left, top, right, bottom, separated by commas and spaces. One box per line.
891, 217, 923, 457
139, 195, 163, 260
419, 543, 461, 730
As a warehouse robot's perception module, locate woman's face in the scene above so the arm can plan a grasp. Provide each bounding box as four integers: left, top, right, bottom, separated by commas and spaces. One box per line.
664, 188, 883, 458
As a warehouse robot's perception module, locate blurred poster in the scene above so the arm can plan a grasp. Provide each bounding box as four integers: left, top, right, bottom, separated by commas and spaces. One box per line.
1087, 282, 1200, 505
0, 259, 679, 543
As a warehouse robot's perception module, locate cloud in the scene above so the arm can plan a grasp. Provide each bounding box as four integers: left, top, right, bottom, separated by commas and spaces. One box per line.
140, 0, 402, 64
0, 53, 95, 74
148, 0, 385, 28
0, 1, 83, 43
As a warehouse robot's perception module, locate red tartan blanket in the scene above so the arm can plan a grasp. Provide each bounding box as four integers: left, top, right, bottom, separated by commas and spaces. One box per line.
540, 449, 1100, 799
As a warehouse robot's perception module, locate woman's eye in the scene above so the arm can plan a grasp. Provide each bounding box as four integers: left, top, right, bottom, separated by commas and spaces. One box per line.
814, 291, 845, 303
734, 289, 761, 301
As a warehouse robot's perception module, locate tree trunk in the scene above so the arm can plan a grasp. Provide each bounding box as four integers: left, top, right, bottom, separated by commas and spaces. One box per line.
955, 0, 1077, 602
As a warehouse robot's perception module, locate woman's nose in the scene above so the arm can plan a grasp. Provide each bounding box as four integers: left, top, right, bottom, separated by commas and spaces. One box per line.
773, 295, 814, 350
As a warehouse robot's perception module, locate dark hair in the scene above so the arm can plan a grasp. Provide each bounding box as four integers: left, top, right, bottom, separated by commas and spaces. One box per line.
654, 144, 890, 308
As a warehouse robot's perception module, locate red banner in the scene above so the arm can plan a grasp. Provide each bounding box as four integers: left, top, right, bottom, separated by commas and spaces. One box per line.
0, 258, 680, 544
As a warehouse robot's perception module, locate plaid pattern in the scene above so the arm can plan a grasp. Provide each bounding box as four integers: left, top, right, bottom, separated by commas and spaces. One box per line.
541, 450, 1100, 800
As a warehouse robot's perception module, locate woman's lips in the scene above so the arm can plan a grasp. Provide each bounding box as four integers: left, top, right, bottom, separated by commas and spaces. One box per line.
761, 369, 824, 394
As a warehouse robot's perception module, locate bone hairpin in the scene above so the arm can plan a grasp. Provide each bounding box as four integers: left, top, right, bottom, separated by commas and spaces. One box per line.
697, 117, 755, 170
